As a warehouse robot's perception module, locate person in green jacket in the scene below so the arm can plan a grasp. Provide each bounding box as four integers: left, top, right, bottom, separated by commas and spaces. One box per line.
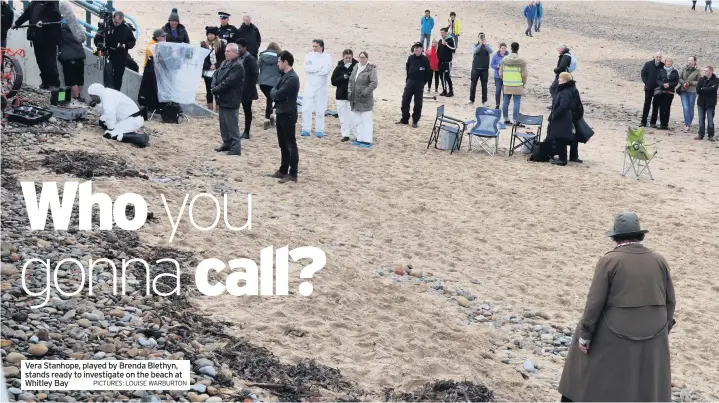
678, 56, 701, 132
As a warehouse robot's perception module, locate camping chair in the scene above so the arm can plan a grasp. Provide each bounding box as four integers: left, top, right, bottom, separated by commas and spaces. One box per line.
509, 114, 543, 156
622, 127, 657, 180
468, 107, 502, 155
427, 105, 475, 154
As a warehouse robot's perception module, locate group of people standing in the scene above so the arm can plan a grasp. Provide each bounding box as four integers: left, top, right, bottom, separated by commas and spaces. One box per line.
523, 0, 544, 37
640, 52, 717, 140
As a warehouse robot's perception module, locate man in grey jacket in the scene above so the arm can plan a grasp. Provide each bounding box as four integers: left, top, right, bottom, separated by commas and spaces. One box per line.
468, 32, 492, 105
211, 43, 245, 156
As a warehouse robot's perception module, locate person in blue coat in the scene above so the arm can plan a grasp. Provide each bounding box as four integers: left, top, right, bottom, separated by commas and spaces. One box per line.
523, 0, 537, 37
419, 10, 434, 51
534, 0, 544, 32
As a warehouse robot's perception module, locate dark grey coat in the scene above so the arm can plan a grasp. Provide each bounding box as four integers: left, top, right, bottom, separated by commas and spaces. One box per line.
547, 81, 581, 142
348, 63, 378, 112
258, 50, 280, 87
558, 244, 674, 401
211, 58, 245, 109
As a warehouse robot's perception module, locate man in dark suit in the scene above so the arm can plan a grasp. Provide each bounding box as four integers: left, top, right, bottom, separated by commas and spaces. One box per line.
211, 43, 245, 156
237, 15, 261, 58
237, 38, 258, 139
640, 52, 665, 127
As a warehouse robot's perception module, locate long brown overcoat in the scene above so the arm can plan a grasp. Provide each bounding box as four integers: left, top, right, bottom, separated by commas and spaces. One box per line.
347, 63, 378, 113
558, 243, 676, 402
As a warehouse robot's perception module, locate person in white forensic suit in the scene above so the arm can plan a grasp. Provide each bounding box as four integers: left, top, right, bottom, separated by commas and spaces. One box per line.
87, 83, 144, 141
301, 39, 333, 138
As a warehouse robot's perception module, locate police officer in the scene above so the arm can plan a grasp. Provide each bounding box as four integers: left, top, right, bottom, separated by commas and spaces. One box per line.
94, 11, 135, 91
397, 42, 431, 128
217, 11, 238, 42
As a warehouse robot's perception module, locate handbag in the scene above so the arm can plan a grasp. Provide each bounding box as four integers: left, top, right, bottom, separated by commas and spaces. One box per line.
574, 118, 594, 144
202, 69, 215, 78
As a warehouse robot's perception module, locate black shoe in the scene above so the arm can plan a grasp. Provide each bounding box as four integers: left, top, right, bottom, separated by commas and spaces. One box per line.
504, 120, 511, 125
496, 105, 500, 110
279, 175, 298, 184
439, 91, 448, 96
447, 92, 454, 97
215, 145, 230, 152
241, 132, 250, 139
39, 83, 50, 90
226, 149, 241, 156
639, 123, 647, 127
551, 160, 567, 166
395, 120, 409, 125
412, 122, 419, 128
658, 126, 669, 130
269, 171, 287, 178
650, 124, 658, 128
570, 158, 583, 163
341, 137, 350, 142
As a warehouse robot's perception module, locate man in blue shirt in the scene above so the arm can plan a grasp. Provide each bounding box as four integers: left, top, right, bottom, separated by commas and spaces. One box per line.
419, 10, 434, 51
523, 0, 537, 37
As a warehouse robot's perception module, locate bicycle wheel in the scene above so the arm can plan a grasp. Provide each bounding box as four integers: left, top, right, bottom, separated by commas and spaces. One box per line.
1, 55, 23, 99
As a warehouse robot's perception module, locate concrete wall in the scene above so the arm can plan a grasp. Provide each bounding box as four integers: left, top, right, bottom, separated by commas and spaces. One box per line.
5, 10, 215, 117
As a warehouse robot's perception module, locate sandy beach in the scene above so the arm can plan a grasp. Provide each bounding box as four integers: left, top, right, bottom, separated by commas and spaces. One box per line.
3, 1, 719, 401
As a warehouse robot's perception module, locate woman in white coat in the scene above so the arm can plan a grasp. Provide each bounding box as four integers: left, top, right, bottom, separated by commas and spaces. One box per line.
347, 51, 379, 148
301, 39, 333, 138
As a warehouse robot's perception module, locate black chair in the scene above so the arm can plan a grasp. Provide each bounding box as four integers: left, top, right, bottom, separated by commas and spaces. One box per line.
427, 105, 475, 154
509, 113, 543, 156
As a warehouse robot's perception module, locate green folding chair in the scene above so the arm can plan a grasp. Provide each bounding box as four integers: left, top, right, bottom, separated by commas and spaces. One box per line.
622, 127, 657, 180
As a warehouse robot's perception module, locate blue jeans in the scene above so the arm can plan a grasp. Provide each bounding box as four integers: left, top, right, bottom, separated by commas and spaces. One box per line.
494, 77, 503, 107
680, 91, 697, 126
503, 94, 522, 122
534, 16, 543, 30
698, 104, 715, 138
419, 33, 431, 50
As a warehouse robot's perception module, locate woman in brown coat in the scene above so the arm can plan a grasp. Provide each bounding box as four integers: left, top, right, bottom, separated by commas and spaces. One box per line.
558, 211, 675, 402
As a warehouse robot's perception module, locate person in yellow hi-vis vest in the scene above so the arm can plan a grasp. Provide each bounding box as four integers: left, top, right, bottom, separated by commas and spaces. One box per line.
499, 42, 528, 125
446, 12, 461, 48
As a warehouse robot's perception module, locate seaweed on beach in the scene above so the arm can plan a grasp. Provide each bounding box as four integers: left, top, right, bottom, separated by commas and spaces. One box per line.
388, 380, 496, 402
41, 149, 149, 180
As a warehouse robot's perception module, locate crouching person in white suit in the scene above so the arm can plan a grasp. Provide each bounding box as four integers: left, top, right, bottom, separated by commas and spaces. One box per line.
301, 39, 332, 138
87, 83, 148, 147
347, 51, 378, 148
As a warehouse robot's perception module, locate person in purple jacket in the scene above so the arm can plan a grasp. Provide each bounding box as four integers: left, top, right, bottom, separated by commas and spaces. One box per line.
490, 42, 508, 109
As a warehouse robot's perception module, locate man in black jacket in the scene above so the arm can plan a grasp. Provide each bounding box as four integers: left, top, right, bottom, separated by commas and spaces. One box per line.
437, 28, 456, 97
13, 0, 62, 89
549, 44, 571, 102
1, 1, 14, 48
94, 11, 136, 91
640, 52, 664, 127
270, 51, 301, 183
237, 38, 258, 139
469, 32, 492, 105
211, 43, 245, 156
331, 49, 358, 141
397, 42, 431, 128
695, 66, 718, 141
237, 15, 261, 59
217, 11, 238, 42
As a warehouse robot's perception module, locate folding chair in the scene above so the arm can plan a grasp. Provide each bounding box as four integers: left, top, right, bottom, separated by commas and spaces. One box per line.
468, 107, 501, 155
622, 127, 657, 180
509, 114, 543, 156
426, 105, 474, 154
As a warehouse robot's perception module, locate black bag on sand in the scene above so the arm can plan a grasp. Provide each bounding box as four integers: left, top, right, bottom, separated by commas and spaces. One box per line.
574, 118, 595, 144
161, 102, 182, 124
528, 140, 553, 162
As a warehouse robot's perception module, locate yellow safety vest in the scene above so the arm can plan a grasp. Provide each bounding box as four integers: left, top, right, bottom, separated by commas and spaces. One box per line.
503, 65, 523, 87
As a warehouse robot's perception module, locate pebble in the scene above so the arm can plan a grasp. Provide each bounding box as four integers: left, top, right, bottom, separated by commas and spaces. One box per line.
205, 397, 223, 403
18, 392, 36, 401
8, 387, 23, 395
455, 296, 471, 307
4, 366, 20, 378
199, 366, 217, 377
93, 352, 106, 359
1, 264, 18, 276
191, 384, 207, 393
100, 343, 116, 353
37, 393, 47, 400
77, 319, 92, 328
195, 358, 213, 369
523, 360, 536, 373
29, 335, 40, 343
6, 352, 25, 364
28, 344, 49, 356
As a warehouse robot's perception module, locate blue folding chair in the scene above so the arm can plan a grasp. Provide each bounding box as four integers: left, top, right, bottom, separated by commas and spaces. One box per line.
427, 105, 475, 154
509, 113, 543, 156
468, 107, 502, 155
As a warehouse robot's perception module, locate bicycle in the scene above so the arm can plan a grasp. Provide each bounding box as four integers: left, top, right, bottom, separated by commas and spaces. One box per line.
1, 47, 24, 110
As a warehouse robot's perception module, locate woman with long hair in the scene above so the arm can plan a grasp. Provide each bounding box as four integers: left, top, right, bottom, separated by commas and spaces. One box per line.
258, 42, 283, 129
200, 26, 226, 111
